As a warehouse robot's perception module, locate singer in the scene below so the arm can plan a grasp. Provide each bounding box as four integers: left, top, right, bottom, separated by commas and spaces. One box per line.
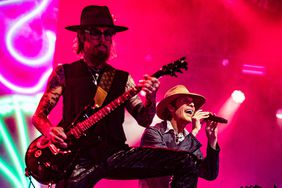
139, 85, 220, 188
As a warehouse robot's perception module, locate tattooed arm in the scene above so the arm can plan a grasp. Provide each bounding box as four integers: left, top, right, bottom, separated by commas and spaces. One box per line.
125, 74, 159, 127
32, 65, 68, 148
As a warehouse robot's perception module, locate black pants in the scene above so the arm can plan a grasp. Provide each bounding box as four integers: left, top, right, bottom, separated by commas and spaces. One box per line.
55, 147, 199, 188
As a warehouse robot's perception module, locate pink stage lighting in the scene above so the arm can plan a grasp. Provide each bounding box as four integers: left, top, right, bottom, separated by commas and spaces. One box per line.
231, 90, 245, 104
217, 90, 245, 133
222, 58, 229, 66
277, 109, 282, 127
276, 109, 282, 119
242, 64, 266, 76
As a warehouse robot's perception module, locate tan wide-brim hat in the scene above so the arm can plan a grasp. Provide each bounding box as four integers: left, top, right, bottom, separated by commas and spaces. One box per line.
157, 85, 206, 120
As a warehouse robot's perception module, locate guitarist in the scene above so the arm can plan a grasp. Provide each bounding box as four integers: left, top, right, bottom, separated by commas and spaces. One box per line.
32, 5, 199, 188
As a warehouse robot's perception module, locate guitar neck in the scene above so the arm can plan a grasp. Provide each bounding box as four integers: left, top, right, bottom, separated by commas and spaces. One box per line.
68, 56, 187, 139
68, 86, 141, 139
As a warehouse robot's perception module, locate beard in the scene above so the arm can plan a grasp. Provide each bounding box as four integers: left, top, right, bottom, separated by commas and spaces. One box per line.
95, 50, 110, 62
84, 44, 111, 65
93, 44, 111, 62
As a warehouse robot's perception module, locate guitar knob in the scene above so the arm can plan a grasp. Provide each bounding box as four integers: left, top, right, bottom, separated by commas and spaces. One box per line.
34, 150, 42, 158
44, 162, 51, 168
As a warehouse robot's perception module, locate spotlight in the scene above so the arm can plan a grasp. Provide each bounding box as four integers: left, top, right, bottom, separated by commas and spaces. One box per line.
231, 90, 245, 104
276, 109, 282, 119
276, 109, 282, 127
222, 58, 229, 66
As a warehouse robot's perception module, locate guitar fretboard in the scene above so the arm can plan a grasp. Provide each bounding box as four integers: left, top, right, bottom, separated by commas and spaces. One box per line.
67, 56, 187, 139
69, 87, 140, 139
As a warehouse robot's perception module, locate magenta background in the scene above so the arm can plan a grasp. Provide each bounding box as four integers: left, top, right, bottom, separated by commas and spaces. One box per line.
1, 0, 282, 187
53, 1, 282, 187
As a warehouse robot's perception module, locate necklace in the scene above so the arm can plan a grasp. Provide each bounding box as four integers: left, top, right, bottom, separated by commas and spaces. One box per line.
91, 72, 99, 86
87, 68, 100, 86
175, 132, 185, 145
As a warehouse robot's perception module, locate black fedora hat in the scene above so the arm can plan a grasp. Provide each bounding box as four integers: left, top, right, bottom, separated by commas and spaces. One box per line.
65, 5, 128, 32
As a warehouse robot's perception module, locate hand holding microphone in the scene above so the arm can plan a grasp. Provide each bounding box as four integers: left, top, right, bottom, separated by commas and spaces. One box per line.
205, 113, 228, 124
204, 113, 224, 149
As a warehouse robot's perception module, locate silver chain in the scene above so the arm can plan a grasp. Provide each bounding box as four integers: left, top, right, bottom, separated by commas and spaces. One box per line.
87, 68, 100, 86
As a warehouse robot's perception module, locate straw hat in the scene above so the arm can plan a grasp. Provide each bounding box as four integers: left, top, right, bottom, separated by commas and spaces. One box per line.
157, 85, 206, 120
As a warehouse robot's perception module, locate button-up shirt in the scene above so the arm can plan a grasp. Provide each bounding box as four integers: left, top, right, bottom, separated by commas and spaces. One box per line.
139, 121, 220, 188
164, 121, 189, 144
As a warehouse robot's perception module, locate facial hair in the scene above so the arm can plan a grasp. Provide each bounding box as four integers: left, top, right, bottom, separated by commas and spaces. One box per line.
83, 39, 112, 67
93, 43, 110, 62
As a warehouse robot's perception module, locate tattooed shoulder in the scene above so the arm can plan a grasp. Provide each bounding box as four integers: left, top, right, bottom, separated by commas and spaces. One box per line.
46, 65, 65, 92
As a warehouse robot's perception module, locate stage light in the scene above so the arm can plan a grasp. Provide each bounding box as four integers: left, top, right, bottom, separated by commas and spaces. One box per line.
231, 90, 245, 104
277, 109, 282, 127
0, 68, 52, 94
5, 0, 55, 67
242, 64, 265, 76
0, 94, 41, 187
217, 90, 246, 132
276, 109, 282, 119
0, 0, 22, 6
1, 0, 55, 94
222, 58, 229, 66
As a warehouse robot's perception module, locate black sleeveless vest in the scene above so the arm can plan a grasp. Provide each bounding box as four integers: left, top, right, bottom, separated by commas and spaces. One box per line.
62, 60, 129, 161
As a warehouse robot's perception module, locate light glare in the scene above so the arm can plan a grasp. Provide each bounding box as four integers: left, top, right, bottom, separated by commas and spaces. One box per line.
276, 109, 282, 119
231, 90, 245, 104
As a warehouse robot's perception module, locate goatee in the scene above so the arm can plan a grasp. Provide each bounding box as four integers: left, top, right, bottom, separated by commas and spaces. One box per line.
95, 50, 110, 62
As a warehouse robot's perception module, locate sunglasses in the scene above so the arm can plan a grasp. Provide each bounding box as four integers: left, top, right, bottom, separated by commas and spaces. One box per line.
84, 29, 116, 41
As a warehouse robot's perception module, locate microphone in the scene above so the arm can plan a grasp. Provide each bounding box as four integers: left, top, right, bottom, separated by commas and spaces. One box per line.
205, 114, 228, 124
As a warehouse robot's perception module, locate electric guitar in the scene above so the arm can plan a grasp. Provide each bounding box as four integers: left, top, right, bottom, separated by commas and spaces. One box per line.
25, 57, 188, 184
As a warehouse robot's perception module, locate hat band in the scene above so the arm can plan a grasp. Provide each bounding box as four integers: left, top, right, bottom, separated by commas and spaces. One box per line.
81, 18, 114, 27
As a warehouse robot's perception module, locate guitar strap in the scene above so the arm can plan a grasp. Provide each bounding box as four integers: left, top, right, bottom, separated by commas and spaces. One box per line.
94, 66, 116, 107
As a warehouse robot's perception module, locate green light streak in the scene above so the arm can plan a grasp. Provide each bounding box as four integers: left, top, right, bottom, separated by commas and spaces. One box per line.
13, 95, 29, 160
0, 119, 25, 185
0, 158, 22, 187
0, 94, 42, 187
0, 97, 13, 116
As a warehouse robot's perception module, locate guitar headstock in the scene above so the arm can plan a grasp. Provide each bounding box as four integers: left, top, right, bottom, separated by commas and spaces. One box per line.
152, 57, 188, 78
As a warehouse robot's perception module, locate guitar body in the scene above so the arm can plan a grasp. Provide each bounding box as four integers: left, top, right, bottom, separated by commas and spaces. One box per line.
25, 105, 97, 184
25, 135, 77, 184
